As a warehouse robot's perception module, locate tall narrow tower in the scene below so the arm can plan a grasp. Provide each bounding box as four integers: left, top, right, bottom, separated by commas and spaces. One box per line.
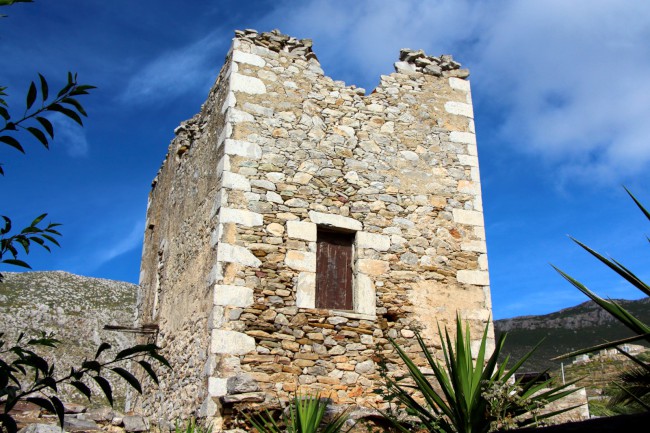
134, 29, 492, 430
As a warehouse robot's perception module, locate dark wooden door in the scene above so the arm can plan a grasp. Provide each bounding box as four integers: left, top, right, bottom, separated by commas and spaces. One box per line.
316, 231, 354, 310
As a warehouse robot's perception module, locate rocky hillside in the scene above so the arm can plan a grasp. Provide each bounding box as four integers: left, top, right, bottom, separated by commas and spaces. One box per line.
495, 298, 650, 371
0, 271, 138, 408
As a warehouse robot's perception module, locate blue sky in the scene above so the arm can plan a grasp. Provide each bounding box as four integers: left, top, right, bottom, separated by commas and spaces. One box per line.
1, 0, 648, 319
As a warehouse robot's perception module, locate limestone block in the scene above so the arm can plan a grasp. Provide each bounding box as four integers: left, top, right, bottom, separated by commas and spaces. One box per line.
358, 259, 389, 276
394, 61, 417, 75
232, 51, 266, 67
222, 171, 251, 192
474, 226, 486, 240
208, 377, 228, 397
266, 191, 283, 203
219, 208, 263, 227
211, 330, 256, 355
460, 240, 487, 253
457, 270, 490, 286
449, 77, 471, 92
217, 122, 233, 146
214, 284, 254, 307
452, 209, 484, 226
354, 274, 376, 316
356, 232, 390, 251
478, 254, 489, 270
223, 139, 262, 159
458, 154, 479, 167
308, 211, 362, 231
444, 101, 474, 118
226, 108, 255, 124
217, 243, 262, 268
221, 92, 236, 114
449, 131, 476, 145
296, 272, 315, 308
285, 250, 316, 272
287, 221, 317, 241
230, 72, 266, 94
216, 155, 231, 180
468, 143, 478, 156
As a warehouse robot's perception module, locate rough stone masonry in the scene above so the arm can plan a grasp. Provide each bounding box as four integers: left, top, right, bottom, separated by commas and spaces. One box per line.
131, 29, 493, 430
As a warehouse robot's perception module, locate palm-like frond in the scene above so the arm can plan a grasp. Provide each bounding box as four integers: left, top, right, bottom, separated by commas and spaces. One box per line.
381, 314, 580, 433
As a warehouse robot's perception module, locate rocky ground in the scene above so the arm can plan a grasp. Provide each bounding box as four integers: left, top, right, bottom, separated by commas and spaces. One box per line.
0, 271, 139, 408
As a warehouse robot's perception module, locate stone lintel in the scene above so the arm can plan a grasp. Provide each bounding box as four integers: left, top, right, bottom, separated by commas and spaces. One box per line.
308, 211, 362, 231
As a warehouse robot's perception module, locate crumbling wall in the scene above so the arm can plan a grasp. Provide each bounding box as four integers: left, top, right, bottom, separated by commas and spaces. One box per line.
136, 29, 493, 430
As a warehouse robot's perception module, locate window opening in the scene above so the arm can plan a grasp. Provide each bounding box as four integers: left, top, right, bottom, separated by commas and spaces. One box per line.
316, 229, 354, 310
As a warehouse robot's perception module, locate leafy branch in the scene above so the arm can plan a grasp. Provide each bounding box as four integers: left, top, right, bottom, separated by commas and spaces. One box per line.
0, 214, 61, 280
0, 333, 169, 433
0, 72, 95, 175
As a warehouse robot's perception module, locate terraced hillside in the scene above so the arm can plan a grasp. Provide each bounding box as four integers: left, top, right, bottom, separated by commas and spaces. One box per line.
0, 271, 138, 408
495, 298, 650, 372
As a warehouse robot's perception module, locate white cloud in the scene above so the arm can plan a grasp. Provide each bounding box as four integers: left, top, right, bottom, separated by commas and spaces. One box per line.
49, 114, 89, 157
263, 0, 650, 185
90, 219, 144, 270
120, 30, 227, 104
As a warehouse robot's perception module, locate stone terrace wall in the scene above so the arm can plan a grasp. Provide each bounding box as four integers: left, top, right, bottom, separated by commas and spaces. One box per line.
135, 29, 493, 430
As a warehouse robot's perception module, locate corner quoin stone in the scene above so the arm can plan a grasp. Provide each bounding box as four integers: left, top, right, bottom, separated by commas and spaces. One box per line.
211, 330, 256, 355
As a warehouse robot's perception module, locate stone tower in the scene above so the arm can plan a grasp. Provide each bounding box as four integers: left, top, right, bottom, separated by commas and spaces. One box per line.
133, 29, 492, 430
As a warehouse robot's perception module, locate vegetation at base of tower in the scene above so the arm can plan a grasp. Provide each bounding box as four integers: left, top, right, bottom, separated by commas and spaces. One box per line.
174, 416, 214, 433
552, 187, 650, 412
0, 3, 169, 433
246, 393, 353, 433
375, 315, 580, 433
0, 333, 169, 433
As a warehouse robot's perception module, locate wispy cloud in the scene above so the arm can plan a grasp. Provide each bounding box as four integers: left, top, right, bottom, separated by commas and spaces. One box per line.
120, 30, 228, 104
49, 114, 89, 157
265, 0, 650, 185
90, 219, 144, 270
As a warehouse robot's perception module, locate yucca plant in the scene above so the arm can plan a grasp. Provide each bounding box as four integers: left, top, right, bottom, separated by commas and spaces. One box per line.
247, 392, 352, 433
552, 187, 650, 411
379, 315, 579, 433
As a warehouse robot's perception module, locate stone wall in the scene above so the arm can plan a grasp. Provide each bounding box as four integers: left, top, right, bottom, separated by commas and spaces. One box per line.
134, 29, 493, 430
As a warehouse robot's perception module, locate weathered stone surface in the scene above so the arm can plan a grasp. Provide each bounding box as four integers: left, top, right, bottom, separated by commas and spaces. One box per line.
19, 425, 63, 433
135, 28, 494, 428
308, 211, 362, 231
122, 416, 149, 432
64, 417, 101, 431
211, 330, 256, 354
227, 374, 260, 394
214, 284, 254, 307
286, 221, 317, 241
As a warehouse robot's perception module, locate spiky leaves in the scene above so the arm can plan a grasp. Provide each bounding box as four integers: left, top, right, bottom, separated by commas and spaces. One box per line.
379, 315, 580, 433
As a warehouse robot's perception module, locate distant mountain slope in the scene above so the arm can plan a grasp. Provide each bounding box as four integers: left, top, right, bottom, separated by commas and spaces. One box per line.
495, 298, 650, 372
0, 271, 138, 407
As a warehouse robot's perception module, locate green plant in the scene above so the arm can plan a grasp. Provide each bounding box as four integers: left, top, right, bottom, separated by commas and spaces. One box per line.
175, 417, 213, 433
247, 393, 352, 433
0, 4, 168, 433
553, 187, 650, 411
0, 332, 169, 433
377, 316, 579, 433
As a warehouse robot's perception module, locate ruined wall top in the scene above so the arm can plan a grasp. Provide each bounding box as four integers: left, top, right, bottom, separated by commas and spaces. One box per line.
234, 28, 470, 80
